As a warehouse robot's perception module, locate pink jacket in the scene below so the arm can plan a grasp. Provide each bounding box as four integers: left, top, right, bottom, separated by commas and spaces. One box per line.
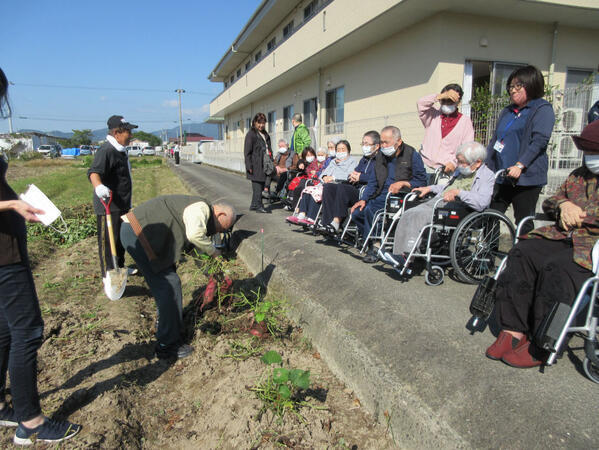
417, 94, 474, 169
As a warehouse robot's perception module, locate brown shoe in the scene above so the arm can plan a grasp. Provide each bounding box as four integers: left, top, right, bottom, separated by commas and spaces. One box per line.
501, 337, 542, 368
485, 330, 521, 360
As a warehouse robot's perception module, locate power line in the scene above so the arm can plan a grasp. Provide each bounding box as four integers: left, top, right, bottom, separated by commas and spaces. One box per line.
17, 115, 181, 124
9, 82, 216, 96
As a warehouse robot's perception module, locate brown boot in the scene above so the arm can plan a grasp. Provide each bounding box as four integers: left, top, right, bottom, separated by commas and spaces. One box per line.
485, 330, 521, 360
501, 336, 542, 368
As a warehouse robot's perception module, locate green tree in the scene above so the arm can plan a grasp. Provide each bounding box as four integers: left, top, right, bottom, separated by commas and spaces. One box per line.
71, 129, 93, 146
132, 131, 161, 147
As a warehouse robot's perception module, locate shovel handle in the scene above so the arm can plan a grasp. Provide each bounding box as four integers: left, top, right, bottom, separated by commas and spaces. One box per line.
100, 192, 119, 266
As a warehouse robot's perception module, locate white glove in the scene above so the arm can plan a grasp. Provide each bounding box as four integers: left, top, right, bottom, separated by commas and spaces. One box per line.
95, 184, 111, 200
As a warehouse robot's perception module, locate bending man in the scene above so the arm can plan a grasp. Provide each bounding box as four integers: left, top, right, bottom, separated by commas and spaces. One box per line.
120, 195, 235, 360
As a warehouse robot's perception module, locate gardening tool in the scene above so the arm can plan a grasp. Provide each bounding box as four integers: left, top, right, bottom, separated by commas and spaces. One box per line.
100, 192, 127, 301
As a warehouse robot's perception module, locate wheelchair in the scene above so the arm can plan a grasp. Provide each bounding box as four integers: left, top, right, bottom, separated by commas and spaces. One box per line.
380, 193, 515, 285
469, 216, 599, 384
340, 166, 448, 251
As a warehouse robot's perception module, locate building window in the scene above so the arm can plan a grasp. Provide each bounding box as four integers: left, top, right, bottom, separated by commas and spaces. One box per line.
267, 37, 276, 52
325, 86, 344, 133
224, 81, 228, 89
230, 75, 234, 84
245, 61, 251, 71
304, 0, 317, 21
283, 105, 294, 132
255, 50, 262, 63
283, 20, 294, 38
491, 62, 526, 96
267, 111, 276, 134
236, 69, 241, 78
303, 98, 317, 128
246, 118, 251, 131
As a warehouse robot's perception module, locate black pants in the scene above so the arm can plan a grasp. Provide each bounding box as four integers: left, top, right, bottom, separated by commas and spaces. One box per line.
496, 239, 591, 336
250, 181, 265, 209
321, 183, 359, 225
174, 151, 180, 165
0, 263, 44, 422
491, 183, 543, 235
97, 212, 126, 276
121, 224, 183, 348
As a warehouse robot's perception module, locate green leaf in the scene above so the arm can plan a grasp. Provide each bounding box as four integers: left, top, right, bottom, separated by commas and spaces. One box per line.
290, 369, 310, 389
261, 350, 282, 365
273, 368, 289, 383
255, 313, 265, 323
278, 384, 291, 399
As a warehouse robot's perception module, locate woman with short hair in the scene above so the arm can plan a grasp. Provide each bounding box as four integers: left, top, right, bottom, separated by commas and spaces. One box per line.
486, 65, 555, 235
418, 83, 474, 176
244, 112, 272, 213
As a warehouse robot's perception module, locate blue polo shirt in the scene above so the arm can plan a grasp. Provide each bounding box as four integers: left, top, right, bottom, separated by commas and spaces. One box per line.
492, 105, 531, 174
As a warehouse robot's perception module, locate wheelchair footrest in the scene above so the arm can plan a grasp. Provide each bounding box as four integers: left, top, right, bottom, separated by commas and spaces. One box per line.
469, 276, 497, 321
535, 302, 572, 352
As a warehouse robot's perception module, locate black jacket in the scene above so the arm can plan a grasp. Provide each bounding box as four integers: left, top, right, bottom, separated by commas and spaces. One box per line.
244, 128, 271, 182
88, 141, 132, 215
369, 142, 415, 201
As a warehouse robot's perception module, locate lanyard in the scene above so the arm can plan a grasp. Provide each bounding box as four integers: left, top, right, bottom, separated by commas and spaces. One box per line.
498, 111, 522, 142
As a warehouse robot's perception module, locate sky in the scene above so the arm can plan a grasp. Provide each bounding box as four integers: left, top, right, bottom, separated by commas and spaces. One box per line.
0, 0, 261, 134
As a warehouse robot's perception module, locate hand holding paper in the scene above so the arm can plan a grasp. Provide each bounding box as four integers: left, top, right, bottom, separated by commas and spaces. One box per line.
12, 200, 44, 223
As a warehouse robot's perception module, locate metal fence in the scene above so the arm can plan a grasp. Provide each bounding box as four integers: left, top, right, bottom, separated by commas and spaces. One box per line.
205, 84, 598, 194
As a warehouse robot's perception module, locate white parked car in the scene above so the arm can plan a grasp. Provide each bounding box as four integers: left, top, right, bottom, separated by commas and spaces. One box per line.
37, 144, 61, 158
126, 145, 143, 157
142, 146, 155, 156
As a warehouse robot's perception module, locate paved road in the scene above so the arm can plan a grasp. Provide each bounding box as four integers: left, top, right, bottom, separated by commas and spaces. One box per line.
173, 161, 597, 449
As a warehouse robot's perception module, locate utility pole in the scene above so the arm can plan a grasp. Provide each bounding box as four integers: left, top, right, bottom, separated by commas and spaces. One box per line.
175, 89, 185, 146
7, 104, 13, 134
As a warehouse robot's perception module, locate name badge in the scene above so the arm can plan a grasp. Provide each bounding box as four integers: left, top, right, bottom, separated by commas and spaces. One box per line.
493, 140, 504, 153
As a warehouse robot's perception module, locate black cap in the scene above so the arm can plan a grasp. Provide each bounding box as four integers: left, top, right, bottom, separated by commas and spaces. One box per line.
107, 115, 138, 130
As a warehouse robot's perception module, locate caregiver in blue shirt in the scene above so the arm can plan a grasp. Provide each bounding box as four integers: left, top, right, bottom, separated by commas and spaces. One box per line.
486, 65, 555, 235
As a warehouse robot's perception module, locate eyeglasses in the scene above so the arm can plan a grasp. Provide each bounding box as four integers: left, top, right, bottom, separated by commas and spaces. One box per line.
508, 83, 524, 92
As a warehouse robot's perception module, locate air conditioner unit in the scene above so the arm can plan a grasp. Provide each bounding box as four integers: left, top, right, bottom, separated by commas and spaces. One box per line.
558, 134, 579, 158
561, 108, 584, 132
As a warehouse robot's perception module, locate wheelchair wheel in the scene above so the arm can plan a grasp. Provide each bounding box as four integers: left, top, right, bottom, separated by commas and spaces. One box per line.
583, 357, 599, 384
450, 209, 515, 284
425, 265, 444, 286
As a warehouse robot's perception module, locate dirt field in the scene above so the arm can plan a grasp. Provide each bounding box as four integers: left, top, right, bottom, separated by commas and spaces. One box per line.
1, 159, 395, 449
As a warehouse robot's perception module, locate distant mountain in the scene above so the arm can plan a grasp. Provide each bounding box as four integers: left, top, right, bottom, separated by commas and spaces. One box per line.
17, 122, 221, 143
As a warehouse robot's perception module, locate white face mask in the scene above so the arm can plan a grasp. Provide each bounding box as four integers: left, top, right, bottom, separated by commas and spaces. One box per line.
362, 145, 373, 156
440, 104, 457, 115
328, 149, 336, 157
317, 155, 326, 162
381, 145, 396, 157
305, 156, 315, 163
584, 155, 599, 174
278, 147, 288, 154
336, 152, 348, 160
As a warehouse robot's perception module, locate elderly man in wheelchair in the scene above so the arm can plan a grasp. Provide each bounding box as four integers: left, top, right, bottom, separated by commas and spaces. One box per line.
380, 141, 495, 279
485, 120, 599, 371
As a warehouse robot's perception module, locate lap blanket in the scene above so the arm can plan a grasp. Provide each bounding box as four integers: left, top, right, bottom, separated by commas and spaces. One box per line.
303, 184, 324, 202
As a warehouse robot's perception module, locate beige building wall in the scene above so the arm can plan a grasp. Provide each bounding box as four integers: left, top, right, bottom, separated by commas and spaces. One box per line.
218, 10, 599, 164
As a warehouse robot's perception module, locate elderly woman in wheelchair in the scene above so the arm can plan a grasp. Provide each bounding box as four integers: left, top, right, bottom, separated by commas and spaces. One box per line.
380, 141, 496, 282
485, 120, 599, 370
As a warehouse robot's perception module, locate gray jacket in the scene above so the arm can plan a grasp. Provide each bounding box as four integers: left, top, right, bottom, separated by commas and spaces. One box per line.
319, 156, 358, 182
430, 163, 495, 211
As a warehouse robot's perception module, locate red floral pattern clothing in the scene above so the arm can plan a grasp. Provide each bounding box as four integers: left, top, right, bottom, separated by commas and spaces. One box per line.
526, 166, 599, 270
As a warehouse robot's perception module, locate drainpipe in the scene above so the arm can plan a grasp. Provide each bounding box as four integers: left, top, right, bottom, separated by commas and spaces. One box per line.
317, 68, 322, 148
548, 22, 558, 89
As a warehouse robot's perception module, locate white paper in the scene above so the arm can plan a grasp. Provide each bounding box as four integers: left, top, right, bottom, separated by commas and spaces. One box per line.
19, 184, 61, 226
